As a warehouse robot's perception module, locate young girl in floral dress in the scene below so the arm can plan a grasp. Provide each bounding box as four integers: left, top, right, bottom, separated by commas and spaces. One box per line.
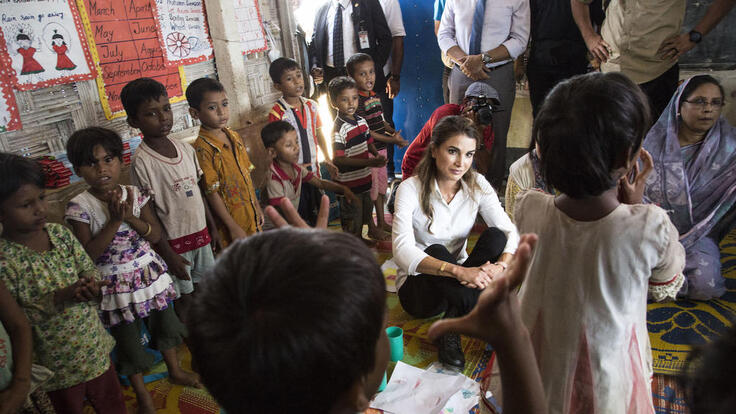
65, 127, 200, 414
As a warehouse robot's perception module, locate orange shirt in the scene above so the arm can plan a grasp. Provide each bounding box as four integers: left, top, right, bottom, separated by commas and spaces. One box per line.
193, 127, 260, 246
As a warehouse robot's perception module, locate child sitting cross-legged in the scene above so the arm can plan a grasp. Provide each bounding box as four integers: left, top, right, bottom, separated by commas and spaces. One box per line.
186, 77, 263, 246
346, 53, 408, 237
64, 128, 201, 414
261, 121, 358, 229
328, 76, 388, 244
0, 153, 127, 414
186, 197, 546, 414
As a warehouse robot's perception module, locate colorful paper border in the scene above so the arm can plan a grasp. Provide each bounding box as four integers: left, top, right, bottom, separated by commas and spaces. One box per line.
75, 0, 188, 120
0, 0, 97, 91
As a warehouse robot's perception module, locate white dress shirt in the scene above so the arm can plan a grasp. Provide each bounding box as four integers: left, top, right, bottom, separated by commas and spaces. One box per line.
437, 0, 530, 67
392, 173, 519, 291
326, 0, 357, 68
379, 0, 406, 76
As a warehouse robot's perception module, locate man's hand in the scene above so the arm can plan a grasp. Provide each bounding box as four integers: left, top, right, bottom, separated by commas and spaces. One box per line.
657, 33, 696, 61
459, 55, 489, 80
311, 67, 324, 85
583, 33, 610, 63
387, 76, 400, 99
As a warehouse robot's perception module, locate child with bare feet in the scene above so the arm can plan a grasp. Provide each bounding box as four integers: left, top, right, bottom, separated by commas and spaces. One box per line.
347, 53, 408, 237
65, 128, 201, 413
329, 76, 388, 244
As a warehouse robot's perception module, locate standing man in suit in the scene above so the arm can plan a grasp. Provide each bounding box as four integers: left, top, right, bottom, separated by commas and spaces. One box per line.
310, 0, 393, 105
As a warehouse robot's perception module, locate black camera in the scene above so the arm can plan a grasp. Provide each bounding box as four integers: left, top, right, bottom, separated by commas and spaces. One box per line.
470, 95, 499, 126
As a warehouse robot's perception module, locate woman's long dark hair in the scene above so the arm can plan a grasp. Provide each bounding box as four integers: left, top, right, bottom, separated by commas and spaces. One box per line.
413, 115, 483, 231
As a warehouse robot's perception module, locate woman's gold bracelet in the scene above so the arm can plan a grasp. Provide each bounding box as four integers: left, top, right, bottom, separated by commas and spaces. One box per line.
142, 223, 152, 237
439, 262, 448, 274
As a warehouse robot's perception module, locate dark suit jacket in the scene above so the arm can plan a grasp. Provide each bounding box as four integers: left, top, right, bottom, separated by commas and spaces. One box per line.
309, 0, 392, 90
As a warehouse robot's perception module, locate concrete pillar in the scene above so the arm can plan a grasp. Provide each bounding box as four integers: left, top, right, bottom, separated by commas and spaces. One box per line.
203, 0, 253, 129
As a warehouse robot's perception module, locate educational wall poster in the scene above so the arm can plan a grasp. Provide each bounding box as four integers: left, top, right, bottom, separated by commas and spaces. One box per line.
0, 0, 97, 91
152, 0, 213, 66
76, 0, 187, 119
0, 75, 22, 132
233, 0, 267, 55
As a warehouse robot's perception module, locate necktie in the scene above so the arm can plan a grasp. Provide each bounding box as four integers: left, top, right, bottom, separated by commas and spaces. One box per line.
469, 0, 486, 55
333, 3, 345, 68
291, 108, 312, 166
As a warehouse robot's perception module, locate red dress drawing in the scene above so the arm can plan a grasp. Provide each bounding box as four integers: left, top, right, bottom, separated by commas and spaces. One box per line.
53, 44, 76, 71
18, 47, 44, 75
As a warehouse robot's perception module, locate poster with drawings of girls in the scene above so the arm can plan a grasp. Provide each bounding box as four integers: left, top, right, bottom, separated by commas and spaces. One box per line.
0, 0, 96, 91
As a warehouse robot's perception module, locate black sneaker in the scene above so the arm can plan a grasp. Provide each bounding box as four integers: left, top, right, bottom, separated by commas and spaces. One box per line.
436, 334, 465, 369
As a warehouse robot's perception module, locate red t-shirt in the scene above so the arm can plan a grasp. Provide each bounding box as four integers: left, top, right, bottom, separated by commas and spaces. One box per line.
401, 104, 494, 178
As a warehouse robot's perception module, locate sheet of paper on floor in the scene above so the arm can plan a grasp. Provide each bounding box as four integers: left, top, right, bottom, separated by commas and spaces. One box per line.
370, 361, 480, 413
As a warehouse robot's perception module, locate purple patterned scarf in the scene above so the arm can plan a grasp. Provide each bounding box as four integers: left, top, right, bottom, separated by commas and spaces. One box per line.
643, 78, 736, 250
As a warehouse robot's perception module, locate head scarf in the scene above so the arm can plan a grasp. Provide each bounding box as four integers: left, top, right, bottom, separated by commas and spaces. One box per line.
643, 77, 736, 249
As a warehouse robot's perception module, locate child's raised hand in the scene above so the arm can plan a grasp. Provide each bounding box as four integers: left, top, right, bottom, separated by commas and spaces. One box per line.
428, 234, 538, 345
120, 187, 135, 221
107, 189, 125, 223
618, 148, 654, 205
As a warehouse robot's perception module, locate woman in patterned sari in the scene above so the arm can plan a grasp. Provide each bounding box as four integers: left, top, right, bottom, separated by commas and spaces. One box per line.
643, 75, 736, 300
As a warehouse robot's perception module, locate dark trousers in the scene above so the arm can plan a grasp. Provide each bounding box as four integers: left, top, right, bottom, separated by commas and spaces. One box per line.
640, 63, 679, 124
46, 364, 127, 414
398, 227, 507, 319
527, 63, 588, 119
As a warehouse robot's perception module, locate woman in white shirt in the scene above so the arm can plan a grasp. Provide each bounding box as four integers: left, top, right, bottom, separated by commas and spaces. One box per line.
392, 115, 519, 369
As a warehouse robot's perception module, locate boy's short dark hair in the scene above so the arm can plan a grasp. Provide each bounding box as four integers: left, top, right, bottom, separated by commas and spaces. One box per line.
187, 228, 386, 413
534, 72, 651, 198
269, 57, 301, 84
66, 127, 124, 169
0, 153, 44, 204
328, 76, 357, 104
261, 121, 295, 149
186, 77, 225, 110
120, 77, 168, 119
346, 53, 374, 77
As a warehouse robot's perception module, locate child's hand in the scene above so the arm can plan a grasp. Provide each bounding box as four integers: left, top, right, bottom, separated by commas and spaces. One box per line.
209, 227, 222, 255
265, 195, 330, 229
370, 156, 387, 167
107, 189, 125, 223
344, 188, 359, 205
618, 149, 654, 205
72, 276, 111, 302
428, 234, 538, 345
165, 254, 192, 281
229, 225, 247, 241
392, 131, 409, 148
325, 161, 339, 179
0, 379, 30, 414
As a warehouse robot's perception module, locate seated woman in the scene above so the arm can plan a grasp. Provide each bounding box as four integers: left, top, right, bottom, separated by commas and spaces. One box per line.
504, 136, 554, 221
643, 75, 736, 300
392, 115, 519, 369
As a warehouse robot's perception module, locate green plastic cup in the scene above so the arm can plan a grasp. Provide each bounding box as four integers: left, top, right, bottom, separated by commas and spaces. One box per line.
378, 371, 387, 392
386, 326, 404, 362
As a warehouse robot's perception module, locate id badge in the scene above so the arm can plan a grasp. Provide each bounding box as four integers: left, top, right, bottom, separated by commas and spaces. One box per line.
358, 30, 370, 49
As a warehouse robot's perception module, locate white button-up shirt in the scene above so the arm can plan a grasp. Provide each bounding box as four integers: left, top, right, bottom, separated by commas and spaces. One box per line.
326, 0, 357, 68
379, 0, 406, 76
437, 0, 530, 67
392, 173, 519, 290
